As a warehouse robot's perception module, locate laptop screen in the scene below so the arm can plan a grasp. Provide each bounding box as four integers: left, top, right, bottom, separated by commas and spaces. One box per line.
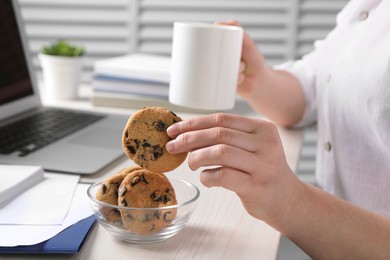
0, 0, 34, 106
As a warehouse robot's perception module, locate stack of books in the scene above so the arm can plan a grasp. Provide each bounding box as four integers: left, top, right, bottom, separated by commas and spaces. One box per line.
92, 53, 197, 112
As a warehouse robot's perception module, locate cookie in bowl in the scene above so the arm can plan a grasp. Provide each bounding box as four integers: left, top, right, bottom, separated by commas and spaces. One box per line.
95, 165, 142, 224
118, 169, 177, 235
88, 177, 199, 243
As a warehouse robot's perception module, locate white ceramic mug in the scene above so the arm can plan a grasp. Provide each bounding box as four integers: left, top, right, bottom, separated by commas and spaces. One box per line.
169, 22, 243, 110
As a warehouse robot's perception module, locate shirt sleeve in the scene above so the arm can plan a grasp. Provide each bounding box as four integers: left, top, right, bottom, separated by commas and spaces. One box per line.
273, 1, 354, 127
274, 57, 319, 127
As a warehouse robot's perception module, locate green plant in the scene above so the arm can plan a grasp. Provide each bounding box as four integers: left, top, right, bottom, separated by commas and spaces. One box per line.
42, 39, 85, 57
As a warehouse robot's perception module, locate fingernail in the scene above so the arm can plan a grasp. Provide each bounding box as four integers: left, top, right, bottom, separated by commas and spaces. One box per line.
165, 140, 175, 153
167, 124, 179, 137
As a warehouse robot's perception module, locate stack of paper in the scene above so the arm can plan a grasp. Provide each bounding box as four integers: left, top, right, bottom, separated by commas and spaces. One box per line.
0, 172, 95, 254
0, 165, 44, 206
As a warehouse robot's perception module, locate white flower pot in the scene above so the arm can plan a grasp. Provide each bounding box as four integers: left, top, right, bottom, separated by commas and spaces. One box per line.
38, 53, 83, 100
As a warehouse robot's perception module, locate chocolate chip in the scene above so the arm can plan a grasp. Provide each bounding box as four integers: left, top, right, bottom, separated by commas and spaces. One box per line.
141, 174, 149, 184
112, 209, 121, 216
142, 142, 151, 148
151, 190, 162, 202
138, 161, 146, 168
142, 213, 150, 222
154, 210, 161, 219
152, 145, 163, 160
127, 213, 135, 221
121, 198, 127, 207
101, 184, 107, 194
139, 154, 147, 162
153, 120, 166, 131
163, 194, 170, 204
170, 111, 177, 117
127, 139, 140, 154
127, 146, 136, 154
150, 224, 156, 231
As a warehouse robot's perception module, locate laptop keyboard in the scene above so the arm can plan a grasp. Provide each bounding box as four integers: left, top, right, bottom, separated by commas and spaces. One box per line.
0, 109, 105, 156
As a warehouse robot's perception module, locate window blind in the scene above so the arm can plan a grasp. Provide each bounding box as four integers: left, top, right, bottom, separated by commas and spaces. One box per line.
18, 0, 133, 82
19, 0, 348, 84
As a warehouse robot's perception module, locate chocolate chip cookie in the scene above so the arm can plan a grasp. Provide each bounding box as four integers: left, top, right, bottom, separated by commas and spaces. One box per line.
95, 165, 142, 224
118, 169, 177, 235
122, 107, 187, 173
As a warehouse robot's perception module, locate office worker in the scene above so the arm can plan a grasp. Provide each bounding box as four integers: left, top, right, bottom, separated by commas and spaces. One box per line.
166, 0, 390, 259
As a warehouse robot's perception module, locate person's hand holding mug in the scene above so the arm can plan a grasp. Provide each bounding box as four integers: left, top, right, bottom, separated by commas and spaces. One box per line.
217, 20, 305, 127
216, 20, 268, 100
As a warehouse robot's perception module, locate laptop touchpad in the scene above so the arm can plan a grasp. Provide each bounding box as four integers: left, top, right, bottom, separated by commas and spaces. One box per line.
68, 128, 122, 149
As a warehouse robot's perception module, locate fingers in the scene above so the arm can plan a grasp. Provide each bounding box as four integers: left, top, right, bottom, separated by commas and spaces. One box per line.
188, 143, 258, 174
166, 114, 260, 154
166, 126, 258, 155
167, 113, 258, 138
165, 113, 284, 186
200, 167, 251, 195
238, 61, 246, 85
214, 20, 252, 63
215, 19, 241, 27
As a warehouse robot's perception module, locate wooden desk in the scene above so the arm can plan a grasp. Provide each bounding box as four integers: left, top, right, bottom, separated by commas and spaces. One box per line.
2, 97, 303, 260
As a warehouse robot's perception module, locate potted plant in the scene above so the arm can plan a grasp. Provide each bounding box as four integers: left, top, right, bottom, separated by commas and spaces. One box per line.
38, 39, 85, 100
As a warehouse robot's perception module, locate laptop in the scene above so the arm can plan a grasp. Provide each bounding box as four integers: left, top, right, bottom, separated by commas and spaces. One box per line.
0, 0, 129, 174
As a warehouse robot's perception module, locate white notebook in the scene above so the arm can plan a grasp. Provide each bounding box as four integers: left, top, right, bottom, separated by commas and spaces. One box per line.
0, 165, 44, 206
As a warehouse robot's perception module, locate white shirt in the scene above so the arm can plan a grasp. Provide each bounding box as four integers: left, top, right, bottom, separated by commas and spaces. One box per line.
277, 0, 390, 216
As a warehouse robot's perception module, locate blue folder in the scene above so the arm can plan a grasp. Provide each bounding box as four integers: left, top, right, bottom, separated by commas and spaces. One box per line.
0, 215, 96, 254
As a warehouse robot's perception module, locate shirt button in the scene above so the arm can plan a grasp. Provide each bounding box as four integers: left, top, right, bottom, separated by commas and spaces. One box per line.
359, 11, 369, 21
324, 142, 332, 151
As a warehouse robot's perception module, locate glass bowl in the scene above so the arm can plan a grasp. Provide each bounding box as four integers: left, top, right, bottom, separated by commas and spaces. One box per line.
87, 178, 200, 243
